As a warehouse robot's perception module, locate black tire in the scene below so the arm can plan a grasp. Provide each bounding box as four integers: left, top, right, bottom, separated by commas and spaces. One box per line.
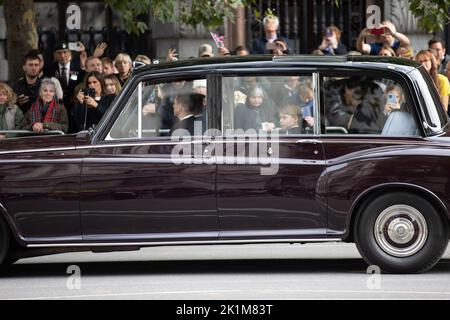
0, 216, 10, 265
354, 192, 449, 274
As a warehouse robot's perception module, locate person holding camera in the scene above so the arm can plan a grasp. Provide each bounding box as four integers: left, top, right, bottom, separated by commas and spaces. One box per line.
356, 20, 410, 56
318, 26, 348, 55
251, 15, 292, 55
74, 72, 115, 131
13, 52, 43, 115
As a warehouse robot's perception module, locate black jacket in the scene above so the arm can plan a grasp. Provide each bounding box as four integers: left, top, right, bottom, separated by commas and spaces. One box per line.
74, 94, 115, 131
321, 42, 348, 55
234, 101, 278, 131
251, 34, 293, 54
171, 115, 195, 136
12, 76, 42, 114
46, 58, 85, 114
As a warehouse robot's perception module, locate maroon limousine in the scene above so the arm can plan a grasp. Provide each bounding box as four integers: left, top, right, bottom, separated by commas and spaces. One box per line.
0, 55, 449, 273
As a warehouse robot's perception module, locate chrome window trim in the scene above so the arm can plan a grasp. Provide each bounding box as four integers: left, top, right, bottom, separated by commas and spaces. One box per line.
0, 147, 76, 155
313, 72, 321, 135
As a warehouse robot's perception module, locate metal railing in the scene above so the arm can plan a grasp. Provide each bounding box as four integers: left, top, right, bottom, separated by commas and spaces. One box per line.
0, 130, 65, 137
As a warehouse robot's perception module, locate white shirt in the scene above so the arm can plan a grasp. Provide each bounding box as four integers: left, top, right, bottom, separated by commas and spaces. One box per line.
266, 34, 277, 43
180, 114, 194, 121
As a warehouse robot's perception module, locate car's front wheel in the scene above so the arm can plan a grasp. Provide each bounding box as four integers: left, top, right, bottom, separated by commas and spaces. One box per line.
354, 192, 449, 273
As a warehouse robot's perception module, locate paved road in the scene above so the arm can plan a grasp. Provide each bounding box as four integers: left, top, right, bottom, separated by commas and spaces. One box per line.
0, 242, 450, 300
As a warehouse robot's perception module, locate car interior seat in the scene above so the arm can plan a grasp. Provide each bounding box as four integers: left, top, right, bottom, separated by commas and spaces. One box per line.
381, 110, 419, 136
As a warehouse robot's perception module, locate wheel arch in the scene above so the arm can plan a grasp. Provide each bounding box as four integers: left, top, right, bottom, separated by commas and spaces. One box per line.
344, 183, 450, 242
0, 201, 25, 247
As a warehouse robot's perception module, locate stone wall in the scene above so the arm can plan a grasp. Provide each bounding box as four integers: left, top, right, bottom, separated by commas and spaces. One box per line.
384, 0, 433, 54
150, 2, 219, 60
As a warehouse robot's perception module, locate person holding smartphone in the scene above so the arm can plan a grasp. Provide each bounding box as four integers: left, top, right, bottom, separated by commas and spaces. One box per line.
74, 72, 115, 131
384, 85, 404, 116
318, 26, 348, 55
13, 52, 43, 115
356, 20, 410, 55
251, 15, 292, 54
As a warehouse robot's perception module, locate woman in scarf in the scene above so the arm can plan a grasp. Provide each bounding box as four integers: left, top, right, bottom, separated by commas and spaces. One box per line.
25, 78, 68, 133
0, 82, 24, 139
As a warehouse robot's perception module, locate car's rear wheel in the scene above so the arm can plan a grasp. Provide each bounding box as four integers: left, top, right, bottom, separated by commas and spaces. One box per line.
0, 216, 10, 265
354, 192, 449, 273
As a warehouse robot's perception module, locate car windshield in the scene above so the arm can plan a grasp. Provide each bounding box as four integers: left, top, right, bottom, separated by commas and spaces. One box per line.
410, 68, 449, 134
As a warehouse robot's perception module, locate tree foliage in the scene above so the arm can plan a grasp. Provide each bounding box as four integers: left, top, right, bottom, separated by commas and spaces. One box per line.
409, 0, 450, 33
1, 0, 448, 34
104, 0, 254, 35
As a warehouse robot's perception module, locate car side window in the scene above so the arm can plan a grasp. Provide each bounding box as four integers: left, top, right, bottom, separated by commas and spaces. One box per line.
322, 75, 420, 136
222, 75, 316, 136
107, 78, 207, 140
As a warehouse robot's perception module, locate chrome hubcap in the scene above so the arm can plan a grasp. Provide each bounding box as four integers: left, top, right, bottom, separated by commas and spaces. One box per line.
374, 205, 428, 257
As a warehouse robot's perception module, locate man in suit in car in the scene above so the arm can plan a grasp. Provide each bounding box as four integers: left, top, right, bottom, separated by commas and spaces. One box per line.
171, 93, 196, 136
46, 41, 85, 133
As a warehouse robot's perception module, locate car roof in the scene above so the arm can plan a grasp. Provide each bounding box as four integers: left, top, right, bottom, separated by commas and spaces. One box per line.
133, 54, 421, 76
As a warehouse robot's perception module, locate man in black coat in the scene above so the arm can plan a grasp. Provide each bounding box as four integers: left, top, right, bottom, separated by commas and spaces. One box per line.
171, 93, 196, 136
251, 15, 293, 55
13, 52, 43, 114
46, 41, 85, 133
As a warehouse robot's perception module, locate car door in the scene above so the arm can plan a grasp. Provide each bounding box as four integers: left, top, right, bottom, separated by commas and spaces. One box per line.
319, 70, 424, 237
216, 72, 328, 240
80, 77, 218, 242
0, 135, 82, 244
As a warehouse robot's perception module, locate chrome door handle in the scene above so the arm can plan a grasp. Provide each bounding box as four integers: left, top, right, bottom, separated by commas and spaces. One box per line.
296, 139, 322, 144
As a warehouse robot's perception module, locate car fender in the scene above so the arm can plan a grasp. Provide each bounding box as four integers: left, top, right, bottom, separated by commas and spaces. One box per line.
343, 182, 449, 241
0, 201, 27, 246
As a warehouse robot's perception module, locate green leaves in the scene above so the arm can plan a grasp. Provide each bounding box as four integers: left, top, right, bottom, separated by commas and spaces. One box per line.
104, 0, 450, 35
408, 0, 450, 33
104, 0, 254, 35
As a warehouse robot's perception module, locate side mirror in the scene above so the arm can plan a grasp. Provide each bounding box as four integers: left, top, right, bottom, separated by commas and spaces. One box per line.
75, 128, 94, 144
133, 60, 146, 69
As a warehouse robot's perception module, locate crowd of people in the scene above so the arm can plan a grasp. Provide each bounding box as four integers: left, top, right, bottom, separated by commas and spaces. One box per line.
1, 14, 449, 139
0, 41, 131, 137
